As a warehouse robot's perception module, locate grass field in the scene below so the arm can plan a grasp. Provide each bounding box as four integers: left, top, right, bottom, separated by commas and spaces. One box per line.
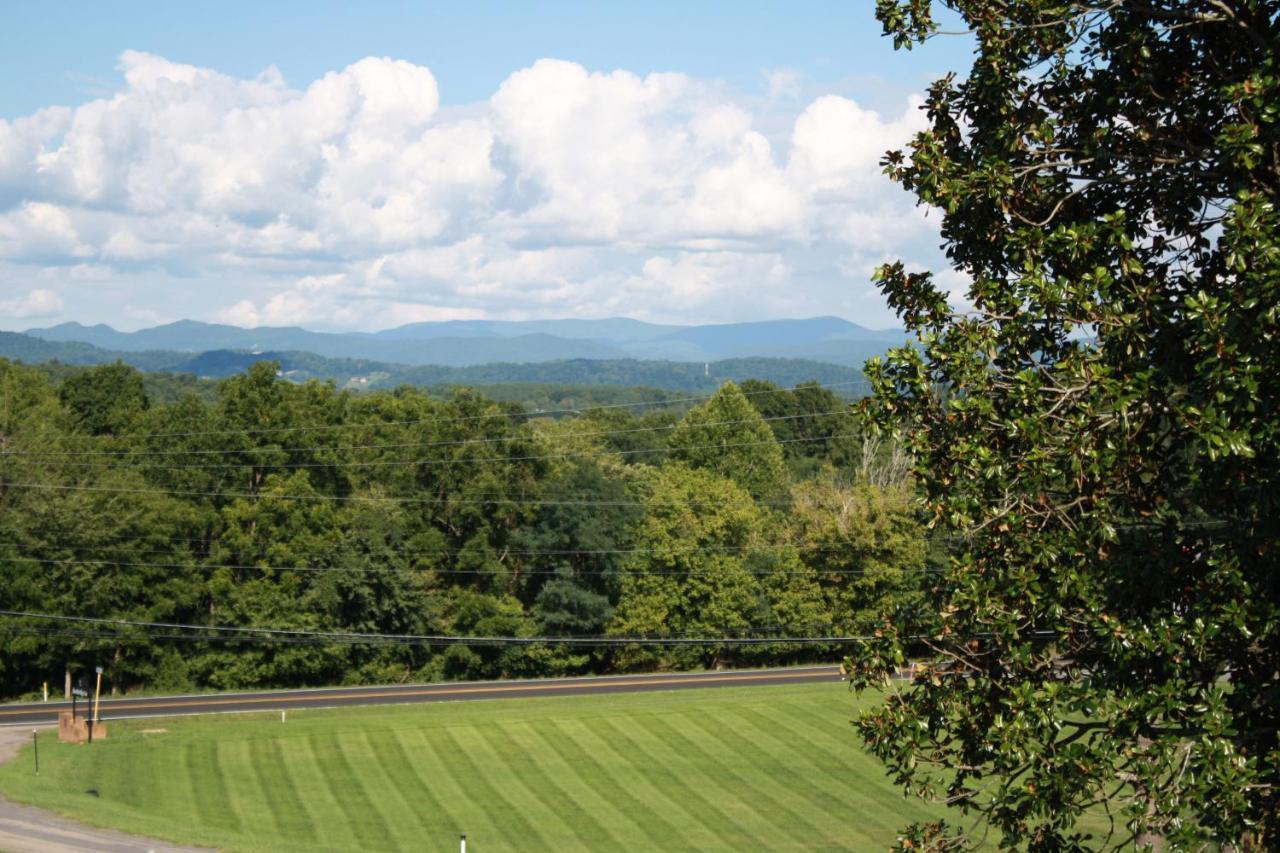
0, 682, 949, 851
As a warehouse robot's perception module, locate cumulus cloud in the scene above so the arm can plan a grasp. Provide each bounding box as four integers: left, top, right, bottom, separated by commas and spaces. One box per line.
0, 52, 941, 330
0, 287, 63, 318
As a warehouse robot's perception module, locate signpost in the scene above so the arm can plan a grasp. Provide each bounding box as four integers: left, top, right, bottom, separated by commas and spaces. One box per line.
72, 682, 91, 742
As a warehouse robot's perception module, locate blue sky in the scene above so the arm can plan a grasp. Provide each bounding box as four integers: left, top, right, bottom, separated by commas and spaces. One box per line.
0, 2, 973, 331
3, 2, 970, 117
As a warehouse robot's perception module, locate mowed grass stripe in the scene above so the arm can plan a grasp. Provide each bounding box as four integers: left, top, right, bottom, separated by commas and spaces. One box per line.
396, 728, 488, 842
637, 712, 834, 844
483, 724, 619, 849
563, 717, 728, 849
387, 729, 468, 838
185, 741, 242, 833
454, 724, 586, 850
729, 705, 859, 781
765, 701, 866, 754
728, 705, 914, 837
230, 736, 310, 847
591, 714, 757, 848
681, 710, 856, 823
283, 733, 363, 852
347, 730, 427, 850
717, 707, 887, 824
532, 718, 683, 847
248, 736, 317, 842
365, 730, 451, 841
432, 726, 553, 851
308, 733, 395, 850
750, 701, 921, 818
512, 720, 661, 848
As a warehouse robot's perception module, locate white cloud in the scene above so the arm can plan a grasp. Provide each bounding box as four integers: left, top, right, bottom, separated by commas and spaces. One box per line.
0, 52, 944, 330
0, 202, 90, 260
626, 251, 789, 308
0, 287, 64, 318
763, 68, 802, 100
788, 95, 924, 191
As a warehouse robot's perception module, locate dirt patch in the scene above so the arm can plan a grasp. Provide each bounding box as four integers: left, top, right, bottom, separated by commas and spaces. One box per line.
0, 726, 42, 765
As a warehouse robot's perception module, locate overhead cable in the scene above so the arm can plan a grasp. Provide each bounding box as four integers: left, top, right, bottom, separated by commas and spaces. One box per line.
3, 379, 866, 444
0, 610, 886, 647
0, 551, 942, 578
0, 407, 857, 461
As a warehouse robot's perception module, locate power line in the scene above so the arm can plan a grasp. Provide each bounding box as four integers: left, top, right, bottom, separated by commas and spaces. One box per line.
5, 379, 866, 444
0, 434, 860, 505
0, 538, 855, 560
0, 610, 880, 647
0, 404, 860, 458
0, 628, 833, 647
0, 433, 848, 472
0, 551, 941, 578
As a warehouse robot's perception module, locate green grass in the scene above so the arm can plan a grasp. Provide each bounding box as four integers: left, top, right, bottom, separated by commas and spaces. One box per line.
0, 683, 948, 851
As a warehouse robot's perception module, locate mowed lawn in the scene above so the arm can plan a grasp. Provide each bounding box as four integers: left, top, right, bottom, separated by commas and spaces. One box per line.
0, 682, 947, 851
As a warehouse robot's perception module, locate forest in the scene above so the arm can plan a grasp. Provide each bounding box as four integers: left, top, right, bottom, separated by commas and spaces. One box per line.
0, 358, 925, 698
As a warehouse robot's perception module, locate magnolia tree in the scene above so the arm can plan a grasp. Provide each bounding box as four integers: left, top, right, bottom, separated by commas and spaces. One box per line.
849, 1, 1279, 849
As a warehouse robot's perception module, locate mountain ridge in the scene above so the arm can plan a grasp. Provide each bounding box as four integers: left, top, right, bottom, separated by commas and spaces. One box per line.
23, 316, 905, 368
0, 330, 868, 394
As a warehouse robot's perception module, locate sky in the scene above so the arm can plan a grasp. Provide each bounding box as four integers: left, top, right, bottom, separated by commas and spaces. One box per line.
0, 2, 973, 332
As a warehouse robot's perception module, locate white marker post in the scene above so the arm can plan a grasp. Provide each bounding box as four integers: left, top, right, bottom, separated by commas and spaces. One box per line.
460, 833, 467, 853
281, 711, 286, 723
93, 666, 103, 723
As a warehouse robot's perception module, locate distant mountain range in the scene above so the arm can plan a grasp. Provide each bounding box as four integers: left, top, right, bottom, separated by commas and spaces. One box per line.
21, 316, 905, 369
0, 334, 871, 394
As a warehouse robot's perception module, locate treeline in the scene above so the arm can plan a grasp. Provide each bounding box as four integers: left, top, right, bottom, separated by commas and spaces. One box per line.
26, 361, 706, 412
0, 359, 923, 698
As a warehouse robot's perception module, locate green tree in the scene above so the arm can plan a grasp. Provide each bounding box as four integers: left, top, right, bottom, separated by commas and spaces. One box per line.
515, 461, 639, 590
852, 2, 1280, 848
57, 362, 149, 436
410, 389, 547, 593
608, 464, 763, 669
668, 381, 788, 502
790, 473, 925, 635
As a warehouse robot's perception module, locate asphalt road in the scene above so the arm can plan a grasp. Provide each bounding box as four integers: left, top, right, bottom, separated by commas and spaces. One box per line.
0, 665, 844, 727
